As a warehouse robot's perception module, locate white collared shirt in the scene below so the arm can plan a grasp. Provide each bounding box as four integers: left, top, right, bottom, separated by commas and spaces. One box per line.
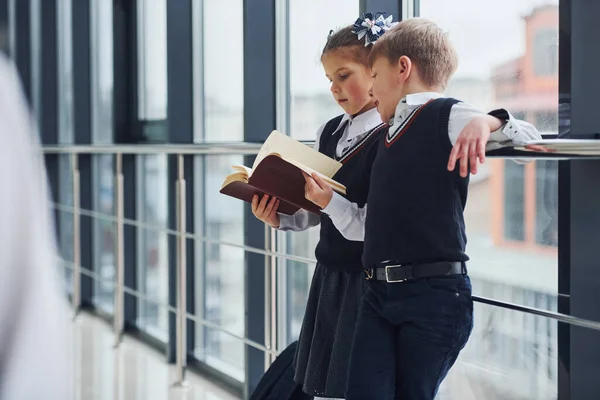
325, 107, 383, 158
278, 108, 383, 232
322, 92, 543, 241
389, 92, 538, 147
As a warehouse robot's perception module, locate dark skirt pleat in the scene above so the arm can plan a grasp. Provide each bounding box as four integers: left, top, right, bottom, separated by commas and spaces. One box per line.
293, 263, 365, 398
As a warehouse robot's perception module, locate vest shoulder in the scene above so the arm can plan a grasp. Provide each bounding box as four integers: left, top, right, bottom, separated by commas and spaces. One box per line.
322, 114, 345, 135
428, 97, 462, 108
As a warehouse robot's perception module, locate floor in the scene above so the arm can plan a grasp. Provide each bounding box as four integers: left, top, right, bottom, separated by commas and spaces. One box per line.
74, 313, 241, 400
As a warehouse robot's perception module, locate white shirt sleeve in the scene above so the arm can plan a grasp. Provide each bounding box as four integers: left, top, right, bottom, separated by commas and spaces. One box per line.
0, 55, 73, 400
276, 122, 327, 231
278, 210, 322, 231
321, 192, 366, 241
448, 103, 543, 153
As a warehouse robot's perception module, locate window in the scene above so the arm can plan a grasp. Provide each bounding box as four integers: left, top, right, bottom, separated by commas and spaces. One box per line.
438, 302, 557, 400
132, 0, 169, 340
57, 0, 74, 287
533, 28, 558, 77
535, 110, 559, 132
90, 0, 115, 313
289, 0, 359, 141
90, 0, 113, 145
192, 0, 246, 381
138, 0, 167, 121
92, 155, 115, 311
284, 261, 315, 345
535, 161, 558, 247
58, 156, 74, 290
199, 0, 244, 143
136, 155, 169, 341
420, 1, 559, 397
503, 161, 525, 242
30, 0, 41, 120
194, 155, 245, 382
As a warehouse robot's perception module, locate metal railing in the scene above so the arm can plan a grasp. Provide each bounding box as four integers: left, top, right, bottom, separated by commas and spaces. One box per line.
45, 143, 286, 388
43, 143, 600, 390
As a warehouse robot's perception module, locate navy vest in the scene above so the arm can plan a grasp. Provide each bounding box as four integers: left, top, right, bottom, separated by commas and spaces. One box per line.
362, 98, 470, 267
314, 115, 385, 271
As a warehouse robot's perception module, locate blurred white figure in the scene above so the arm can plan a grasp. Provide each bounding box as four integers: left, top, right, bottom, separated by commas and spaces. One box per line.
0, 54, 73, 399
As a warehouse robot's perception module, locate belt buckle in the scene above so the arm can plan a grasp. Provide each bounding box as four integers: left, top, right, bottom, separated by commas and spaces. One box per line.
385, 265, 406, 283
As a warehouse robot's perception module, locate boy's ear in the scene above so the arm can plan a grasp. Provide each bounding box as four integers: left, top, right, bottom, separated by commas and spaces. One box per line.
397, 56, 412, 82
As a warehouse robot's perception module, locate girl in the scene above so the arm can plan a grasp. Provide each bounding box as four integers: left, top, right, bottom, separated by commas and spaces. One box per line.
251, 14, 393, 399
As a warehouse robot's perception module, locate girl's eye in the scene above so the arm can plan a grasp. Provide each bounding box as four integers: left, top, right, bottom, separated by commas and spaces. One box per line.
339, 74, 348, 80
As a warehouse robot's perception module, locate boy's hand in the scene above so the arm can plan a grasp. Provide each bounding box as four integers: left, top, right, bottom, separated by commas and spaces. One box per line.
251, 194, 280, 228
304, 172, 333, 209
448, 115, 500, 178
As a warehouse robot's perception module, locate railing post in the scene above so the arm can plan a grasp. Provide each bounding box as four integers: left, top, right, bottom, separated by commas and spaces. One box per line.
113, 153, 125, 347
72, 153, 81, 318
173, 153, 188, 387
264, 224, 278, 368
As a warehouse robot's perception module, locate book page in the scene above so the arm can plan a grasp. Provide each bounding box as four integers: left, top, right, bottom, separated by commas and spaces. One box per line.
253, 130, 342, 177
281, 156, 346, 195
232, 164, 253, 175
221, 171, 248, 189
514, 139, 600, 155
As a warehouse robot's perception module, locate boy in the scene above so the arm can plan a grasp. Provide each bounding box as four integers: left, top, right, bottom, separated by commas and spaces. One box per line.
305, 18, 542, 399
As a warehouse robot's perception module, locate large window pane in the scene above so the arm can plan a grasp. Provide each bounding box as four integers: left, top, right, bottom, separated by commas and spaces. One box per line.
194, 155, 245, 381
137, 0, 167, 121
92, 155, 115, 312
289, 0, 359, 140
438, 302, 557, 399
535, 161, 558, 246
200, 0, 243, 142
90, 0, 113, 145
193, 0, 245, 379
57, 0, 73, 145
136, 155, 169, 341
280, 261, 316, 347
57, 0, 74, 288
420, 1, 559, 398
503, 161, 525, 242
90, 0, 115, 313
30, 0, 41, 120
58, 156, 74, 291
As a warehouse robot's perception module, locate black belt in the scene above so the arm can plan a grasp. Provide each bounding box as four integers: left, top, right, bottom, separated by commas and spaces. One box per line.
364, 261, 464, 283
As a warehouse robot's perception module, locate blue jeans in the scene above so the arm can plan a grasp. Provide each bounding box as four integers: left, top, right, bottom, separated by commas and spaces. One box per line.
345, 274, 474, 400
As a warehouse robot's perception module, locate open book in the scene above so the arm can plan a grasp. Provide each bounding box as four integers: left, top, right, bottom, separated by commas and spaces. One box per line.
514, 139, 600, 155
220, 130, 346, 215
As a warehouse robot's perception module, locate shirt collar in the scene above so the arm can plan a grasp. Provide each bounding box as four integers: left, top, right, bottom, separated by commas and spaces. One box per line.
336, 107, 383, 138
392, 92, 444, 123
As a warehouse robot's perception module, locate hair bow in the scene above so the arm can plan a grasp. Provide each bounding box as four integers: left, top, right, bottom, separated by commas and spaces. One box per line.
352, 12, 395, 46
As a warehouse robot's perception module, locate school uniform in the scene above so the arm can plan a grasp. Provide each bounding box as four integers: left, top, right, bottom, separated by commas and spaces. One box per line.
319, 93, 541, 400
277, 108, 386, 398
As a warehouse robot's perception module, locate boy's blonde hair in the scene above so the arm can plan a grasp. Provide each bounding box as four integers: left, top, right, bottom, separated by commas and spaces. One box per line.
369, 18, 458, 90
